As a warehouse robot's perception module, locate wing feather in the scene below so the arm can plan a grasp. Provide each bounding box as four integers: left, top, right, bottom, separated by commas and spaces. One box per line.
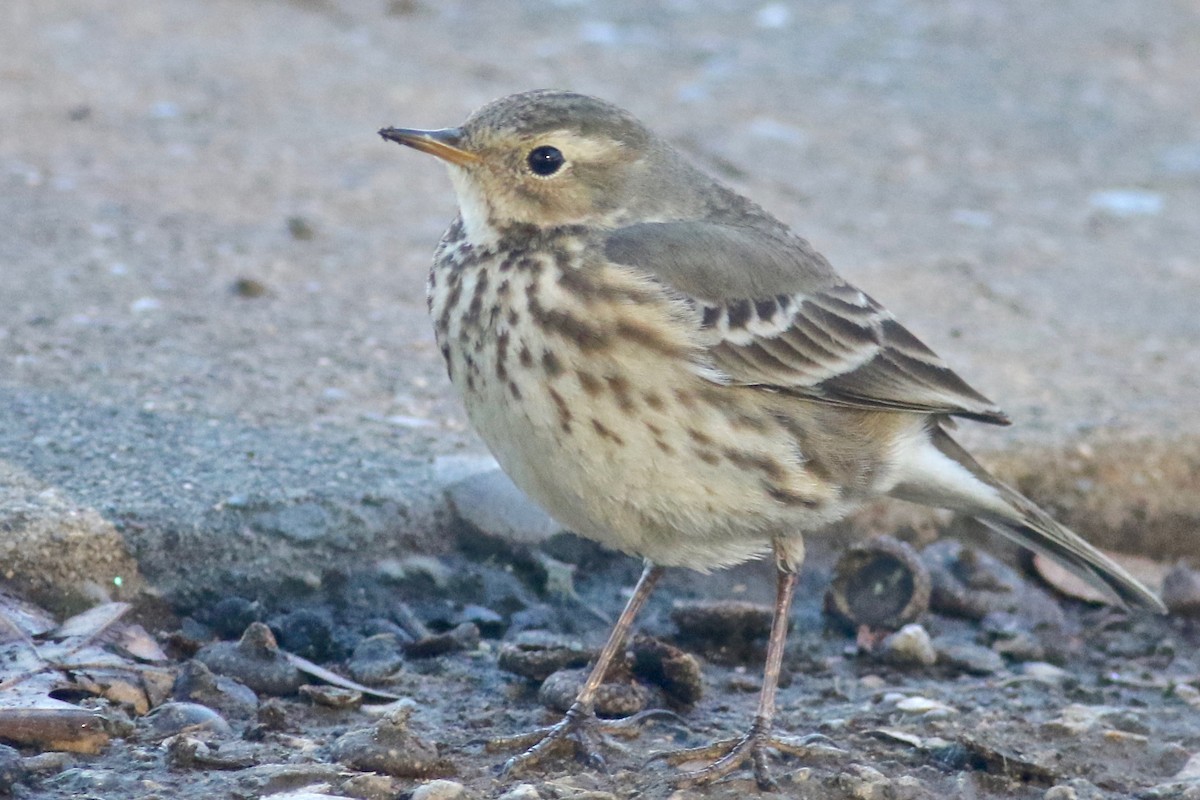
604, 221, 1010, 425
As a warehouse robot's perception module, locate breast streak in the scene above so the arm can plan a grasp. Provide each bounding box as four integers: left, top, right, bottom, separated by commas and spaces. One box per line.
431, 243, 856, 570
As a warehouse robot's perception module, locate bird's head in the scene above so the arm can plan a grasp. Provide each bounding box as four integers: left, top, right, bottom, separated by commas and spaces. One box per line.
381, 90, 714, 235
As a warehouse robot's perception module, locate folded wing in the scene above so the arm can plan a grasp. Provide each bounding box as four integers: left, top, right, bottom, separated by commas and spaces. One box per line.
604, 221, 1010, 425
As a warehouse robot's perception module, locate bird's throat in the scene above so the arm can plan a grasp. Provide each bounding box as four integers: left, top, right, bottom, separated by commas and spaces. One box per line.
447, 167, 501, 247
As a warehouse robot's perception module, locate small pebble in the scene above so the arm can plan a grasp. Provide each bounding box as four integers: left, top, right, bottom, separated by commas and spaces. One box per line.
1021, 661, 1072, 687
981, 611, 1046, 662
935, 641, 1006, 675
1044, 787, 1077, 800
196, 622, 304, 696
231, 277, 268, 298
922, 540, 1065, 629
287, 215, 316, 240
671, 600, 772, 662
330, 704, 443, 778
1162, 564, 1200, 617
445, 468, 560, 549
454, 604, 506, 638
538, 668, 650, 718
339, 773, 403, 800
630, 635, 703, 707
497, 633, 596, 682
173, 659, 259, 718
858, 674, 887, 690
255, 698, 292, 732
497, 785, 542, 800
274, 608, 335, 662
836, 763, 892, 800
404, 623, 481, 658
879, 624, 937, 667
208, 596, 264, 638
895, 696, 955, 716
299, 684, 363, 710
410, 779, 466, 800
348, 634, 406, 684
0, 744, 27, 788
143, 702, 232, 740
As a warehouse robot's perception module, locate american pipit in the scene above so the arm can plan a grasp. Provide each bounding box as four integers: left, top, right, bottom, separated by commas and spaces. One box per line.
380, 90, 1164, 788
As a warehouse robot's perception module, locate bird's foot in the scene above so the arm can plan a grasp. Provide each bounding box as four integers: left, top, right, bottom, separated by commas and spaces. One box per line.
490, 703, 682, 776
655, 725, 842, 790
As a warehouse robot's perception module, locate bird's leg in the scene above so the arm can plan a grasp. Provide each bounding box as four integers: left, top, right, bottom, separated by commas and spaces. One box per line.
494, 562, 667, 775
659, 538, 841, 789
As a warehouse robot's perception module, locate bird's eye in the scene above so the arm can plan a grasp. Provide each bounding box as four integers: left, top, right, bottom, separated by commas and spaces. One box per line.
527, 145, 565, 176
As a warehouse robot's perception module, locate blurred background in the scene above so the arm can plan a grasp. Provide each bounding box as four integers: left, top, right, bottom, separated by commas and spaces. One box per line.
1, 1, 1198, 599
4, 0, 1198, 437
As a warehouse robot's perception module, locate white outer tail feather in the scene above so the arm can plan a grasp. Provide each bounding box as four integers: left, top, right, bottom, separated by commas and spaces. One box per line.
890, 424, 1165, 613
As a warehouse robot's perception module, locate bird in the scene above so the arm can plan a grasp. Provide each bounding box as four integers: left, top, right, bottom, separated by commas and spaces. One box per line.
379, 90, 1165, 789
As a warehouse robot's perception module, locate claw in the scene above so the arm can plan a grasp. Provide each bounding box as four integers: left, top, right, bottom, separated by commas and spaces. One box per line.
491, 703, 674, 777
653, 727, 843, 789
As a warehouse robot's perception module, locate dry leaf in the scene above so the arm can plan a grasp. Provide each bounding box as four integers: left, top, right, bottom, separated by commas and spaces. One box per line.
1034, 551, 1168, 605
0, 597, 173, 752
282, 651, 402, 701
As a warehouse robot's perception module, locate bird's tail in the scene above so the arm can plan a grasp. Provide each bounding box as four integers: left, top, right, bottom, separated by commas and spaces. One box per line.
890, 424, 1165, 613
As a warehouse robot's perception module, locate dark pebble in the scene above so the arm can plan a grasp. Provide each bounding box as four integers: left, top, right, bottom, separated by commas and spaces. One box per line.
0, 744, 26, 790
273, 608, 335, 661
922, 539, 1066, 629
671, 600, 772, 662
165, 735, 258, 770
981, 612, 1047, 663
208, 597, 264, 639
231, 277, 268, 298
255, 698, 291, 732
496, 632, 595, 681
195, 622, 304, 696
172, 659, 259, 718
629, 635, 703, 708
177, 617, 214, 648
287, 215, 315, 240
404, 622, 480, 658
935, 640, 1006, 675
348, 634, 406, 685
506, 604, 557, 636
538, 668, 650, 718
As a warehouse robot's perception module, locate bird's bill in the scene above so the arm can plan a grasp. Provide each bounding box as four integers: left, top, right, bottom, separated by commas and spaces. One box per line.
378, 126, 479, 166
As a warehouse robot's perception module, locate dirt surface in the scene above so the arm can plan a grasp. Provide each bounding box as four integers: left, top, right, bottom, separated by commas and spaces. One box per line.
2, 1, 1200, 798
4, 536, 1200, 799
